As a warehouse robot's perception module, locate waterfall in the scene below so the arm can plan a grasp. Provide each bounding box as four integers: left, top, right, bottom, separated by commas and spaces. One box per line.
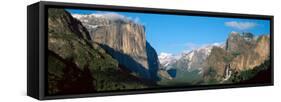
223, 64, 232, 81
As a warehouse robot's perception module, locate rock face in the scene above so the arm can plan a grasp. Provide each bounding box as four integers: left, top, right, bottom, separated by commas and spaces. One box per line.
204, 32, 270, 79
73, 13, 160, 80
226, 32, 270, 71
203, 46, 231, 77
48, 9, 150, 94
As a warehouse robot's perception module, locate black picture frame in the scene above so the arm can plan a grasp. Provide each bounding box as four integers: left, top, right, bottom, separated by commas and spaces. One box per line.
27, 1, 274, 100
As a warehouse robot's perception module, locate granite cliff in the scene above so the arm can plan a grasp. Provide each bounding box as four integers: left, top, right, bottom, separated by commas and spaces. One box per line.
203, 32, 270, 81
47, 9, 151, 94
73, 14, 160, 80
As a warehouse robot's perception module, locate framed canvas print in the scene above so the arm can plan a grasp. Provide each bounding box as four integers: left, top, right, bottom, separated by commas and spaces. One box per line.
27, 1, 274, 100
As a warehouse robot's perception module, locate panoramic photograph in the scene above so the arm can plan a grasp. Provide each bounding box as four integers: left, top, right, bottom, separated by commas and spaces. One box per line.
47, 8, 271, 95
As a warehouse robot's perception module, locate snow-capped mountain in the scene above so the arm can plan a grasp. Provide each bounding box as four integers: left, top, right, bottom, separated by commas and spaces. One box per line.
158, 52, 179, 69
182, 43, 224, 60
159, 43, 224, 72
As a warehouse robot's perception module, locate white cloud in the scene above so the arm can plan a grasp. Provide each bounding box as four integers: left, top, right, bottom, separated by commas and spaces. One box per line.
72, 11, 144, 26
94, 12, 128, 21
225, 21, 257, 30
90, 12, 142, 24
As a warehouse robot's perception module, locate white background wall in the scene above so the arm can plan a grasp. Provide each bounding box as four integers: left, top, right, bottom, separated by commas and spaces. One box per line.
0, 0, 280, 101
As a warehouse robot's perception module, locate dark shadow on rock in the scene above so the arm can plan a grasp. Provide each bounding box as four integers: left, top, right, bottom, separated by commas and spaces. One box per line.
97, 43, 157, 82
167, 69, 177, 78
48, 50, 96, 95
146, 41, 160, 81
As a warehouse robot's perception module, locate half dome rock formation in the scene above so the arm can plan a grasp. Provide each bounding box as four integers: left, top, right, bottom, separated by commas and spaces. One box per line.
73, 13, 160, 80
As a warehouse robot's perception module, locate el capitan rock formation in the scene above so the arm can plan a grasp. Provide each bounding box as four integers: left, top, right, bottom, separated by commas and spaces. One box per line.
48, 9, 152, 94
73, 13, 160, 80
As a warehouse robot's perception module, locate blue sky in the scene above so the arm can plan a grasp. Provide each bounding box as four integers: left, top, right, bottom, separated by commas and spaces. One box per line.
67, 9, 270, 55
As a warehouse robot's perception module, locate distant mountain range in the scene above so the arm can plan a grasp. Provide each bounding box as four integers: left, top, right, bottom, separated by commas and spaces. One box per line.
157, 43, 225, 84
158, 31, 270, 84
158, 43, 224, 71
